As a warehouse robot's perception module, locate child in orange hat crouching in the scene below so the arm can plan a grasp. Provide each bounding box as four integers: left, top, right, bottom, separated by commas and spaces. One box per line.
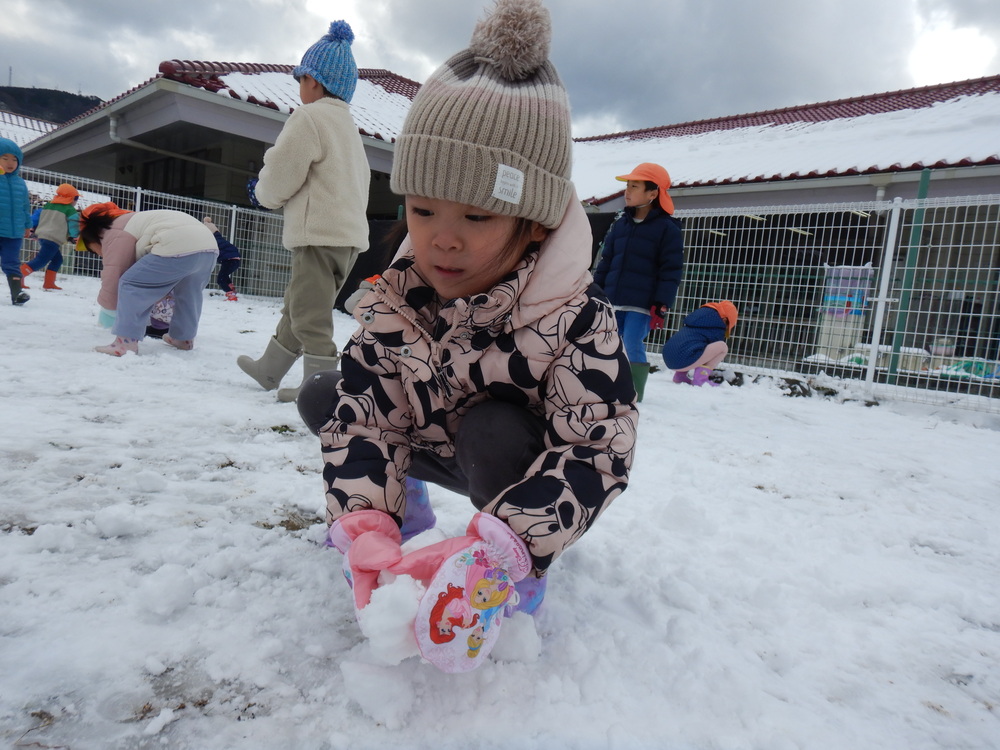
662, 301, 738, 386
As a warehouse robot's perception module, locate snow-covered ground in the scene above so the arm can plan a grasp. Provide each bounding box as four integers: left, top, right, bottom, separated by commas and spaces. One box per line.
2, 276, 999, 750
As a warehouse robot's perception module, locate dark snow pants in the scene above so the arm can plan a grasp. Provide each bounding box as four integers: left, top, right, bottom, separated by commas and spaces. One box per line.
298, 370, 547, 510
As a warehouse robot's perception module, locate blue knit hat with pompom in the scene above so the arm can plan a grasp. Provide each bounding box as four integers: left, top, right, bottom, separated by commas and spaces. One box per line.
293, 20, 358, 103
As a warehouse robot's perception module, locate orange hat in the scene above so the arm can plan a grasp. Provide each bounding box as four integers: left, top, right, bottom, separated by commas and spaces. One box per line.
615, 162, 674, 214
81, 201, 131, 219
705, 301, 739, 336
51, 183, 80, 204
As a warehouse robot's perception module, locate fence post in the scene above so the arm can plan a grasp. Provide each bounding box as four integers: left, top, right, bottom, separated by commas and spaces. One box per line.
134, 185, 144, 212
887, 168, 932, 383
863, 198, 904, 397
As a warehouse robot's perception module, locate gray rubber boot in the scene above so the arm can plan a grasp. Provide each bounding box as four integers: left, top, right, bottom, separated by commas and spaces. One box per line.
237, 337, 300, 391
277, 353, 340, 403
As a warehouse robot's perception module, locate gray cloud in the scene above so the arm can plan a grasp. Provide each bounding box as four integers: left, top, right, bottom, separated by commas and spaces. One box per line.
3, 0, 998, 136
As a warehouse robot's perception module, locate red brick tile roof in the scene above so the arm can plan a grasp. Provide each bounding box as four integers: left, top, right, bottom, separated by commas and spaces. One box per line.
577, 74, 1000, 143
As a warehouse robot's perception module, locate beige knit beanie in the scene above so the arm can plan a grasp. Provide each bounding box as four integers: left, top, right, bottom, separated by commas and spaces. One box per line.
390, 0, 573, 229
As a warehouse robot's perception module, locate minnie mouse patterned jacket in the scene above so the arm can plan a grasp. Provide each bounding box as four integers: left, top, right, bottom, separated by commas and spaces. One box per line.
318, 198, 638, 572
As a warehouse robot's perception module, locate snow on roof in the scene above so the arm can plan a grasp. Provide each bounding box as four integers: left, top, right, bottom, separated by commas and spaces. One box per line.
160, 61, 418, 142
574, 75, 1000, 204
30, 62, 418, 146
0, 110, 57, 146
19, 59, 1000, 207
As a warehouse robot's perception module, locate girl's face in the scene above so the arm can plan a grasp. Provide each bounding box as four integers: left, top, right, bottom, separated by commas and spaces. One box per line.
0, 153, 19, 173
405, 196, 546, 300
623, 180, 658, 209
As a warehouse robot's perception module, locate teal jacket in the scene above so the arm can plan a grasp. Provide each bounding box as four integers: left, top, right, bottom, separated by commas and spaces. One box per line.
0, 138, 31, 239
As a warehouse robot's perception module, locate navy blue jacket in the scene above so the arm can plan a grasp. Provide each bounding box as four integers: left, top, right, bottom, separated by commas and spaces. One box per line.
212, 231, 241, 262
592, 205, 684, 310
661, 306, 728, 369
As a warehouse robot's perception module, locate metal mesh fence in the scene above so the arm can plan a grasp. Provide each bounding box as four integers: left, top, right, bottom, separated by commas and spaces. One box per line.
19, 166, 1000, 413
20, 166, 287, 297
656, 195, 1000, 412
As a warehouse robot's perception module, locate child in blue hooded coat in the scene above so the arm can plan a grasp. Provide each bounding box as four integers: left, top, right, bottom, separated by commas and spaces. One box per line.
662, 301, 738, 386
0, 138, 32, 305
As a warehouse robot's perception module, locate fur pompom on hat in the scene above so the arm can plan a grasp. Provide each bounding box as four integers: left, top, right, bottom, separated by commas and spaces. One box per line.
293, 20, 359, 103
391, 0, 573, 229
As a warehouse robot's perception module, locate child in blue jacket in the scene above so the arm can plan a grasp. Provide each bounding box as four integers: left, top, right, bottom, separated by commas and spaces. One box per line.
593, 162, 684, 401
0, 138, 32, 305
202, 216, 242, 300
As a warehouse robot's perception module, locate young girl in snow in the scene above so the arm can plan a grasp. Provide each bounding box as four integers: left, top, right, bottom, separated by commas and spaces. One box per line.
79, 206, 218, 356
592, 162, 685, 402
296, 0, 637, 673
662, 301, 739, 386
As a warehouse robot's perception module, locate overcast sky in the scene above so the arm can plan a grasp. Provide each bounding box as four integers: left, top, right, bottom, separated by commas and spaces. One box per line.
4, 0, 999, 137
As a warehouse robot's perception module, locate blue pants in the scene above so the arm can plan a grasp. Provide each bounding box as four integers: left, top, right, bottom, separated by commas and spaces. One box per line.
0, 236, 24, 276
113, 252, 217, 341
26, 239, 63, 272
615, 310, 650, 364
25, 239, 64, 273
216, 257, 240, 292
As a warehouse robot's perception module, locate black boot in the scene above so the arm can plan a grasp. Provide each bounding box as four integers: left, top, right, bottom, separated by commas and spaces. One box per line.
7, 275, 29, 305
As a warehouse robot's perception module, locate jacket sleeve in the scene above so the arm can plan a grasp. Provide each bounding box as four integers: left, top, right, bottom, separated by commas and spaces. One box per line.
96, 227, 138, 311
317, 339, 416, 529
591, 218, 619, 287
214, 233, 241, 260
483, 291, 637, 571
253, 108, 322, 211
654, 217, 685, 308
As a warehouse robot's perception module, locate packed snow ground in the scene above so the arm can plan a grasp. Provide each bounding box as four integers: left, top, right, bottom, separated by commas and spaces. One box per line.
2, 276, 999, 750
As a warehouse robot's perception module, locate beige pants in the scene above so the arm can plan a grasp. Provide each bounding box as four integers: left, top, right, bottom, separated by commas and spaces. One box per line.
274, 245, 360, 358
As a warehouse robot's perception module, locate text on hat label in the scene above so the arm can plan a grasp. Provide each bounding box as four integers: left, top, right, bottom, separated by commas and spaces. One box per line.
492, 165, 524, 205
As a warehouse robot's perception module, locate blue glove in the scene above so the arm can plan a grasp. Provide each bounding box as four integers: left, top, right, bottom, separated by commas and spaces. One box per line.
246, 178, 269, 211
98, 308, 116, 329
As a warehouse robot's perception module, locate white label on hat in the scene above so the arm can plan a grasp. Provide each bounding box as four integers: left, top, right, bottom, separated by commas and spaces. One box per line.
492, 164, 524, 205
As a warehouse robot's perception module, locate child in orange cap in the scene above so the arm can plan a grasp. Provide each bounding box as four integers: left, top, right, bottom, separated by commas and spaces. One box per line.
593, 162, 685, 401
22, 183, 80, 291
662, 301, 738, 386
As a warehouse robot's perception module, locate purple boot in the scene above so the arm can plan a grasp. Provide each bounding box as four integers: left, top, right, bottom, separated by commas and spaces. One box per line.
506, 574, 548, 616
400, 478, 436, 542
672, 370, 692, 384
691, 366, 720, 387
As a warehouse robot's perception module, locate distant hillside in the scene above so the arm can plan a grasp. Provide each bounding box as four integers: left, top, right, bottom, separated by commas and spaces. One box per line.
0, 86, 102, 124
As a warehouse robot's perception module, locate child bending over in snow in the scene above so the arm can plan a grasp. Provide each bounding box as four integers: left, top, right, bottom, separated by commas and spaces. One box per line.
202, 216, 242, 301
296, 0, 637, 673
662, 301, 738, 386
79, 204, 218, 356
